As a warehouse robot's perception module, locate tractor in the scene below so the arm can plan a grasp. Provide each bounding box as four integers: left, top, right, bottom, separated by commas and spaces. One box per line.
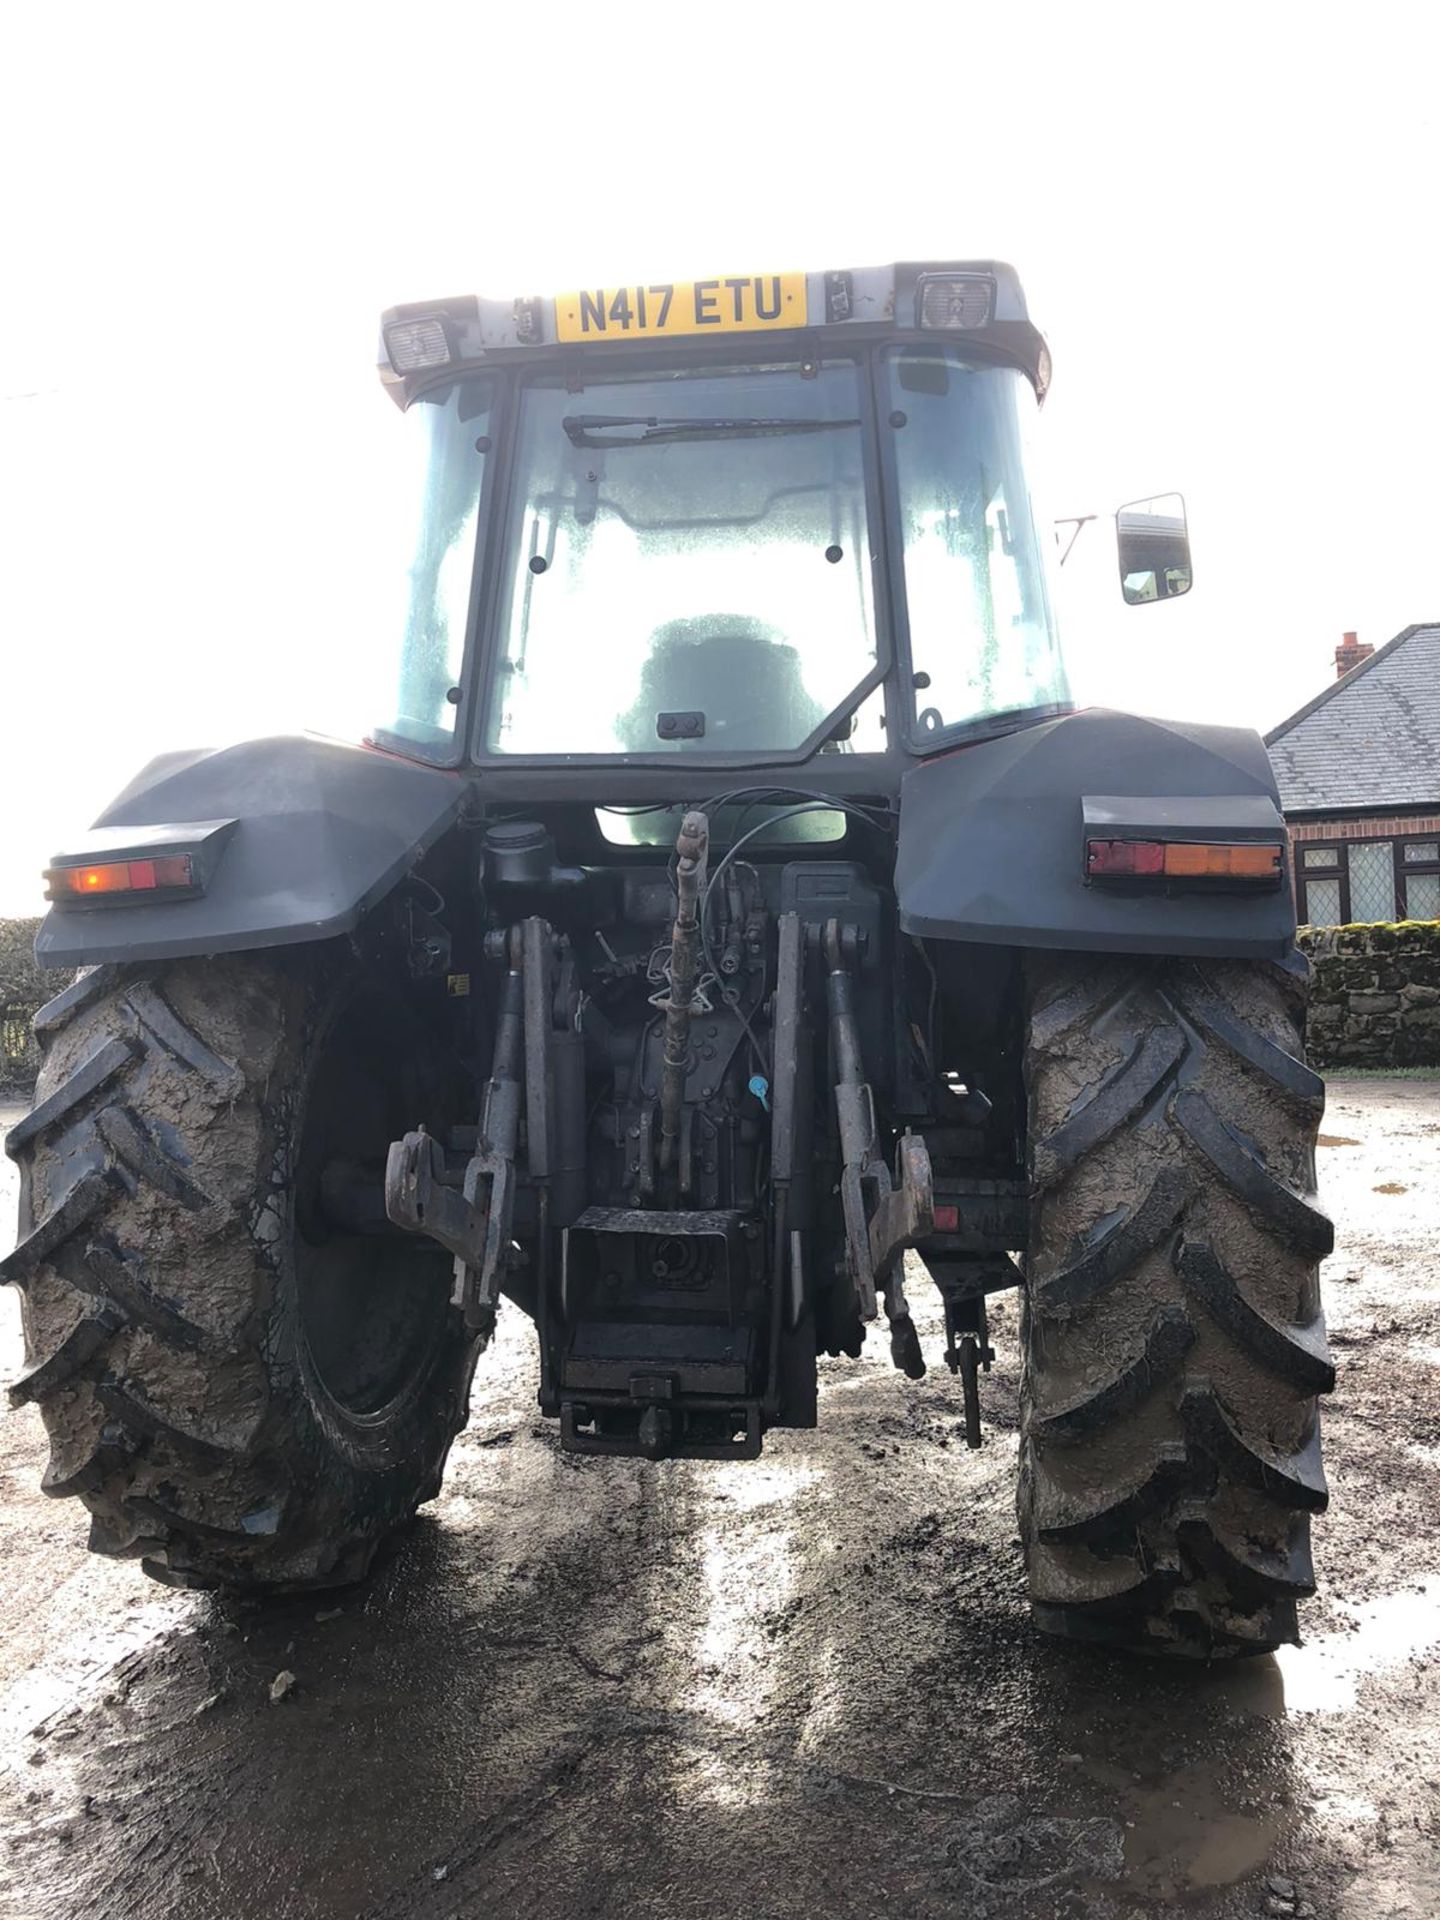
4, 261, 1332, 1656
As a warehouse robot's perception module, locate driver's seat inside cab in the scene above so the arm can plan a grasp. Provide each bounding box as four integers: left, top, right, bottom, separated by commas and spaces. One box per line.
618, 616, 827, 750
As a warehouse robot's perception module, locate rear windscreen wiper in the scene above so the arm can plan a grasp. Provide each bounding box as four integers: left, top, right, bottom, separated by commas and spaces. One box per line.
562, 414, 861, 448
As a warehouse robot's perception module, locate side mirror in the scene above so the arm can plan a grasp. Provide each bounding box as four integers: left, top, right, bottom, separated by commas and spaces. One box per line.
1117, 492, 1192, 605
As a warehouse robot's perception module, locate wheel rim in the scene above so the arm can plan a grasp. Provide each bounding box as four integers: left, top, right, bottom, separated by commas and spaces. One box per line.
294, 980, 456, 1421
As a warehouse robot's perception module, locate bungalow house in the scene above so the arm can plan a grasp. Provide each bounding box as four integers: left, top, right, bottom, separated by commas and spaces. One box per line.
1265, 625, 1440, 927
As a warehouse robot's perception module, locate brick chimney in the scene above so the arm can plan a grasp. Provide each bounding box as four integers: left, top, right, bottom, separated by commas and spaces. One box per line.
1334, 631, 1374, 678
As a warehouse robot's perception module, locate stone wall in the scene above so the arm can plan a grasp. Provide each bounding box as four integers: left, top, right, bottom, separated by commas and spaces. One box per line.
0, 919, 45, 1089
1300, 921, 1440, 1069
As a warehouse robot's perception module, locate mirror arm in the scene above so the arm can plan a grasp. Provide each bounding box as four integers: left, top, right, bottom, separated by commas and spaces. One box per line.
1054, 515, 1096, 569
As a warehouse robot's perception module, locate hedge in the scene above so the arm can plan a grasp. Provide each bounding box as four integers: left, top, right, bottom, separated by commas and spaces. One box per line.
0, 918, 45, 1089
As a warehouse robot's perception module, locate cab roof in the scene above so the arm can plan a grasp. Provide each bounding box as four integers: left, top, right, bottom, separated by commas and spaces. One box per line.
376, 259, 1049, 407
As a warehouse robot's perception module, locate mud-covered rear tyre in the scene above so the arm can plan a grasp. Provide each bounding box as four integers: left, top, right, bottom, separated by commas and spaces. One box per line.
1019, 951, 1334, 1658
2, 949, 480, 1593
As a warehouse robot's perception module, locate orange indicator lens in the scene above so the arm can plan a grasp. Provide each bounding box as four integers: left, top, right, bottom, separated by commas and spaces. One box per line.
48, 854, 194, 898
1162, 843, 1282, 879
65, 863, 140, 894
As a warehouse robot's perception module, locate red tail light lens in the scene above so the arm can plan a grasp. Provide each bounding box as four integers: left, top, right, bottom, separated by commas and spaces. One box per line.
1087, 839, 1166, 877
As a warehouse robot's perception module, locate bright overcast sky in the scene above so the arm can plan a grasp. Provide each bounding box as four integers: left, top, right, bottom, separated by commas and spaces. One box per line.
1, 3, 1436, 912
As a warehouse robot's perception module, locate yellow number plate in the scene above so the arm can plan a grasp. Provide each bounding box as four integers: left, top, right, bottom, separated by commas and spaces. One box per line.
554, 274, 808, 344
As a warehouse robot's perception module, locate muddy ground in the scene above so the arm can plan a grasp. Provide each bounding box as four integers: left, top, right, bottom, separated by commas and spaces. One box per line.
0, 1078, 1436, 1920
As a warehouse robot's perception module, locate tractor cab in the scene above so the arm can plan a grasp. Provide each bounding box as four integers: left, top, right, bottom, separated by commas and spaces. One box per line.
371, 263, 1073, 773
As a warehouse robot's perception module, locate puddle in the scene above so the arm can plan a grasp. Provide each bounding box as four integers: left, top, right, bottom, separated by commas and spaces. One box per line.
1208, 1579, 1440, 1720
1276, 1583, 1440, 1714
1210, 1656, 1287, 1720
1123, 1765, 1283, 1896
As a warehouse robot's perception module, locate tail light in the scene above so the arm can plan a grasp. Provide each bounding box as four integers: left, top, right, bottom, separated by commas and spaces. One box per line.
47, 855, 196, 899
1086, 838, 1283, 887
44, 818, 235, 907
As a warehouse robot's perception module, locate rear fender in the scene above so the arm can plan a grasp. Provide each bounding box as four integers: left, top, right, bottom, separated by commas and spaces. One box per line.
895, 709, 1295, 959
36, 735, 469, 968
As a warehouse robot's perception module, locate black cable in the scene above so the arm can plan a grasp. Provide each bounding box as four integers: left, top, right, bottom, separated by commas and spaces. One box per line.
910, 934, 939, 1078
399, 872, 448, 914
703, 802, 831, 899
698, 860, 769, 1080
698, 800, 859, 1086
650, 788, 896, 1091
708, 785, 894, 842
705, 797, 888, 903
725, 860, 773, 1081
650, 786, 894, 841
705, 792, 894, 1082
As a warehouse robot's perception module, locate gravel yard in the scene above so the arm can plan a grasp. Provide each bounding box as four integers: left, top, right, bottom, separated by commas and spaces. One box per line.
0, 1075, 1436, 1920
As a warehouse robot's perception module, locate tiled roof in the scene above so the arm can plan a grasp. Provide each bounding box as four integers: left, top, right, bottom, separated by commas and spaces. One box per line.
1265, 624, 1440, 815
